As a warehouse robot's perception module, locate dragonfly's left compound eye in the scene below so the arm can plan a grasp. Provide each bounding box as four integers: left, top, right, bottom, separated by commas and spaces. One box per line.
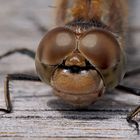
79, 30, 121, 69
37, 27, 76, 65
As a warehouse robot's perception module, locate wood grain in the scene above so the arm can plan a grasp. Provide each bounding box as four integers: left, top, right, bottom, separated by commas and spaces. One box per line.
0, 0, 140, 139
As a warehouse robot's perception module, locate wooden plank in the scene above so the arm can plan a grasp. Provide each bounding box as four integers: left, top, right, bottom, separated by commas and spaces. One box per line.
0, 80, 139, 139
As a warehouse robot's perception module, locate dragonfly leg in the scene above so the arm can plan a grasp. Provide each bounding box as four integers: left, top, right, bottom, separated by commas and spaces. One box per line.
116, 85, 140, 134
127, 106, 140, 135
124, 68, 140, 78
0, 74, 41, 113
0, 48, 35, 60
28, 16, 47, 34
116, 85, 140, 96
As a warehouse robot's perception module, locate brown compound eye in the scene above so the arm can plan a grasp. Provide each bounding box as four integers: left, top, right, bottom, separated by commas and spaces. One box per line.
79, 30, 121, 69
37, 27, 76, 65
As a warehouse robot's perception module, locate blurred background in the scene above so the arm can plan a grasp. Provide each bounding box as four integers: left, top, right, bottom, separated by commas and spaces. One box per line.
0, 0, 57, 73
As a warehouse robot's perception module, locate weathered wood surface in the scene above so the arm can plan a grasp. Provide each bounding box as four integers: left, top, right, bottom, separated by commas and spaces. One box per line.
0, 0, 140, 139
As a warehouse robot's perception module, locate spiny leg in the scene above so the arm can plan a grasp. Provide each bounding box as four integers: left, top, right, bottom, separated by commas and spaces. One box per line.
116, 67, 140, 96
0, 48, 35, 60
0, 74, 41, 113
127, 106, 140, 135
116, 85, 140, 96
0, 12, 49, 60
124, 67, 140, 78
27, 16, 47, 34
0, 19, 45, 112
116, 85, 140, 134
118, 67, 140, 133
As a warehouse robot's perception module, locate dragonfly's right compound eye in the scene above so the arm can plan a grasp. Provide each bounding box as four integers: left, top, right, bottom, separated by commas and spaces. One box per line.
79, 29, 121, 70
37, 27, 76, 65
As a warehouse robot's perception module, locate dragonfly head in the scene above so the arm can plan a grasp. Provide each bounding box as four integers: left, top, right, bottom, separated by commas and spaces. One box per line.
35, 26, 122, 107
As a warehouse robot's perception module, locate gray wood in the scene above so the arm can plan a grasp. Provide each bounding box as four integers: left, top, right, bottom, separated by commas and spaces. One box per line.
0, 0, 140, 139
0, 81, 139, 139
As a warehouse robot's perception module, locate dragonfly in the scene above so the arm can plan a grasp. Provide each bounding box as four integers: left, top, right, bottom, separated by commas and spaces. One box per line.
0, 0, 140, 134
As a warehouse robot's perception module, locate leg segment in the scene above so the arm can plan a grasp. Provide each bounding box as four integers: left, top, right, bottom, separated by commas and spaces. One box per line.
28, 16, 47, 34
0, 74, 41, 113
124, 67, 140, 78
0, 48, 35, 60
116, 85, 140, 96
127, 106, 140, 135
116, 85, 140, 134
55, 0, 68, 25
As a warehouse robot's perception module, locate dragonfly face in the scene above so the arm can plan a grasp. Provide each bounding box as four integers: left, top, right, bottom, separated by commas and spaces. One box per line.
35, 26, 125, 107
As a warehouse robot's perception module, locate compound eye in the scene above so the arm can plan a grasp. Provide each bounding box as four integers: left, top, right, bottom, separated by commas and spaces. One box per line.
79, 30, 121, 69
37, 27, 76, 65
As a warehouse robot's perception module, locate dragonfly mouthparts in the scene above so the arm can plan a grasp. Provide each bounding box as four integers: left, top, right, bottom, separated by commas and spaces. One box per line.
58, 60, 95, 74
